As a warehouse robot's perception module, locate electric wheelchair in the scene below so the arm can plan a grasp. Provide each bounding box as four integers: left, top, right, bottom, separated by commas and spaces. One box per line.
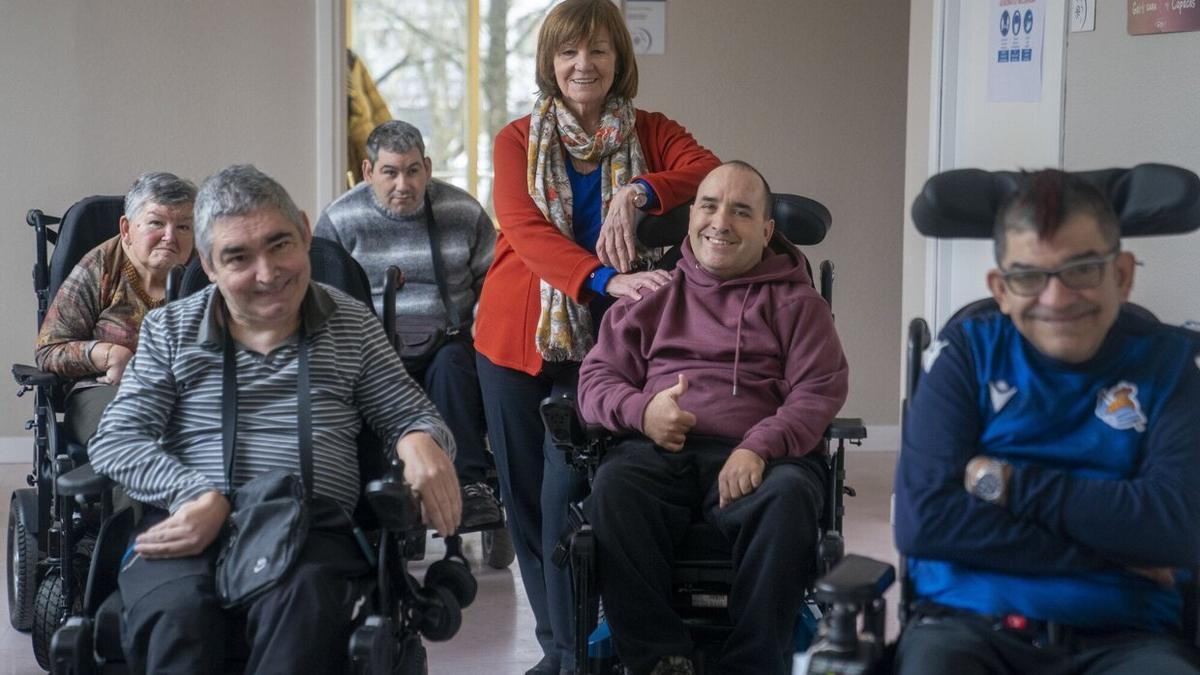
44, 236, 477, 674
9, 196, 130, 669
380, 265, 516, 571
536, 193, 868, 674
800, 163, 1200, 674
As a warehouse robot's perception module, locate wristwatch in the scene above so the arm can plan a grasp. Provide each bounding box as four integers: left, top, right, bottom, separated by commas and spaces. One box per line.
630, 182, 649, 209
965, 457, 1011, 506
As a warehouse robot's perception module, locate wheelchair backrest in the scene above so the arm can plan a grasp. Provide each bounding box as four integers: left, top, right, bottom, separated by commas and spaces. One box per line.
637, 193, 832, 249
175, 236, 375, 315
46, 196, 124, 304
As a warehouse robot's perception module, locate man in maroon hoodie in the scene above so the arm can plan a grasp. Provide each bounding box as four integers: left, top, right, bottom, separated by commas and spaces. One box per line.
577, 161, 850, 675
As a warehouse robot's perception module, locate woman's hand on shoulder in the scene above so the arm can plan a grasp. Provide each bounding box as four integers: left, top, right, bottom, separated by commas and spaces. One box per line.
605, 269, 670, 301
597, 184, 642, 273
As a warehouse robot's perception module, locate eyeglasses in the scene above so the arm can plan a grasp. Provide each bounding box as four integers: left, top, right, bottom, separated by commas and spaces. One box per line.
1000, 251, 1118, 297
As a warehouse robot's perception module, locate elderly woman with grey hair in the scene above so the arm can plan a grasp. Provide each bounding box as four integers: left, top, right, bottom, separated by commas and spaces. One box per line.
35, 171, 196, 443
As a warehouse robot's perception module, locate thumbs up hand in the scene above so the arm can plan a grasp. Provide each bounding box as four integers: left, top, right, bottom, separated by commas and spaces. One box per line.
641, 374, 698, 452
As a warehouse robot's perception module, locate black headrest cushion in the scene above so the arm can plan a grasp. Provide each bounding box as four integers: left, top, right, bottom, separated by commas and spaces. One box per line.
911, 163, 1200, 239
636, 193, 832, 249
48, 196, 125, 301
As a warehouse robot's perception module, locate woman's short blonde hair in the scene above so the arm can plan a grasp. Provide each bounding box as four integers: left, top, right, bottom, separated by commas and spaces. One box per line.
535, 0, 638, 100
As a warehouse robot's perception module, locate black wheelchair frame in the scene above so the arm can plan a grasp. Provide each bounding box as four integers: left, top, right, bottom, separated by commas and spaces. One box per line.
381, 265, 516, 571
9, 197, 127, 670
801, 163, 1200, 674
534, 192, 868, 674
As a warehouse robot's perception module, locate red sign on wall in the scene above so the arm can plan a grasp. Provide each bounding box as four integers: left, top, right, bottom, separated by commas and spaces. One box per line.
1128, 0, 1200, 35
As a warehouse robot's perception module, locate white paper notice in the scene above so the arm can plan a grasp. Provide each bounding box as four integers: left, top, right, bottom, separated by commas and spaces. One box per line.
988, 0, 1046, 102
1069, 0, 1096, 32
626, 0, 666, 55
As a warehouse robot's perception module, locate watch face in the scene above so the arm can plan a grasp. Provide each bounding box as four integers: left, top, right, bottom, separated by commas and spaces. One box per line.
976, 472, 1002, 502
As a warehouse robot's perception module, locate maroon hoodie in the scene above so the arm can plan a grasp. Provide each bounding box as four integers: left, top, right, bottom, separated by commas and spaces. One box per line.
578, 235, 849, 460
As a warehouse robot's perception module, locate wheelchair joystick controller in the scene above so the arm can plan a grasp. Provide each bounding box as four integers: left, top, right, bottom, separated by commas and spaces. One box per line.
365, 459, 422, 533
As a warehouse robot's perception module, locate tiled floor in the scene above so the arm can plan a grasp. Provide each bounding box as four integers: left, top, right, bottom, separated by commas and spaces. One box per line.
0, 451, 899, 674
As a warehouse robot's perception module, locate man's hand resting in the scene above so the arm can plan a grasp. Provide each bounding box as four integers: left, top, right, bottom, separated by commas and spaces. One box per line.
642, 374, 697, 452
398, 431, 462, 537
135, 490, 230, 559
718, 448, 766, 508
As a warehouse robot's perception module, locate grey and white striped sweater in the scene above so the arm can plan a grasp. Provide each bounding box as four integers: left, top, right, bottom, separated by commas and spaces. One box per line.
89, 282, 454, 512
314, 179, 495, 328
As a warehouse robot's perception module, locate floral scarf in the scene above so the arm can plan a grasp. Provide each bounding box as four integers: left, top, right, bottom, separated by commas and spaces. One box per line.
527, 94, 648, 362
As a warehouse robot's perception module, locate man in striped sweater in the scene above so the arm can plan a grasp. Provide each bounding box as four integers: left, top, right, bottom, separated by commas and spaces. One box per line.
316, 120, 500, 528
90, 164, 461, 674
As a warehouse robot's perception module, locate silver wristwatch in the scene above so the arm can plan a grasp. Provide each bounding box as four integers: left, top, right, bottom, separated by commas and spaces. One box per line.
630, 182, 648, 209
966, 458, 1011, 505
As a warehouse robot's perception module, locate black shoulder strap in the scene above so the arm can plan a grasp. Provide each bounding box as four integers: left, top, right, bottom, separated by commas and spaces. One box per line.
222, 312, 313, 499
424, 194, 460, 333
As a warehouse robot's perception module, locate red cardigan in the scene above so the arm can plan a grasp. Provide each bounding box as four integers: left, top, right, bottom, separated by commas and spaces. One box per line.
475, 109, 721, 376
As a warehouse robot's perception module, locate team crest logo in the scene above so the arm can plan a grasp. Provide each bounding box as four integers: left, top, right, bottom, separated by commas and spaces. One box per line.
989, 380, 1017, 413
1095, 381, 1147, 433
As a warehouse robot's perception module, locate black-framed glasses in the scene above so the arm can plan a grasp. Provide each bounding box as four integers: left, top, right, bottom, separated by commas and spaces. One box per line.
1000, 250, 1119, 297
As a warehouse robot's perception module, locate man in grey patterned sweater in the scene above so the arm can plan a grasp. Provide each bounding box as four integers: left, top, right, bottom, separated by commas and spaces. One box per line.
315, 120, 500, 528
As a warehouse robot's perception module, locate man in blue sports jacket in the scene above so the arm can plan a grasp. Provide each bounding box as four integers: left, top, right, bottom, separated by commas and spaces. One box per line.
894, 169, 1200, 674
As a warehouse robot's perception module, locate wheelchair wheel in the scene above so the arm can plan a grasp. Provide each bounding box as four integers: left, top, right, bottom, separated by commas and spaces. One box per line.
32, 569, 82, 670
414, 585, 462, 642
7, 490, 38, 632
425, 559, 477, 609
482, 527, 515, 569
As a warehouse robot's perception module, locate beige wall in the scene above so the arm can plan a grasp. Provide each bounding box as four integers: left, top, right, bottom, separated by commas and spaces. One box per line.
635, 1, 910, 425
0, 1, 318, 435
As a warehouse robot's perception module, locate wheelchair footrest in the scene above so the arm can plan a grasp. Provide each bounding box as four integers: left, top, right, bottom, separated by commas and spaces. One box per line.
51, 616, 94, 675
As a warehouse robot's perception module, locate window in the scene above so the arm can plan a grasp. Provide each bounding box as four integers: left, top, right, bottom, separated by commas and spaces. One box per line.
351, 0, 557, 214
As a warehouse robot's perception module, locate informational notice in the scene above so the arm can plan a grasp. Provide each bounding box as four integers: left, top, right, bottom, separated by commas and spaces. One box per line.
1128, 0, 1200, 35
626, 0, 666, 55
988, 0, 1047, 102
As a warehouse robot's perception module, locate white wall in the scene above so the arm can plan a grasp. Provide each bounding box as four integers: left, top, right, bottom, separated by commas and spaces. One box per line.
930, 0, 1068, 331
1063, 10, 1200, 325
0, 1, 322, 442
904, 0, 1200, 364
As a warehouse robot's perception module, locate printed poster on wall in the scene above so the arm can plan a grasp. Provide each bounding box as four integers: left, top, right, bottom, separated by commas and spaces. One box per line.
1129, 0, 1200, 35
988, 0, 1047, 102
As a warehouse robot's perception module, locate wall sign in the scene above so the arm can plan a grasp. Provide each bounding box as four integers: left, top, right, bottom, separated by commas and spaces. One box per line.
1129, 0, 1200, 35
988, 0, 1046, 102
626, 0, 666, 55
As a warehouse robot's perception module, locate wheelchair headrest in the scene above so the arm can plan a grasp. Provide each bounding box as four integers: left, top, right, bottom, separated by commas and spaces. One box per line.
48, 196, 125, 301
174, 236, 375, 315
911, 163, 1200, 239
636, 193, 832, 249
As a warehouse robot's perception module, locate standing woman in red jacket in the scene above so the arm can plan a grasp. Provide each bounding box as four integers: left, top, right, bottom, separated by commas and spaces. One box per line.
473, 1, 719, 672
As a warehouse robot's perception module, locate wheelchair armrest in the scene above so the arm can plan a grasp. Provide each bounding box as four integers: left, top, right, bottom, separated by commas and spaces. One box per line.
56, 463, 113, 498
540, 394, 611, 475
12, 363, 63, 388
814, 554, 895, 606
826, 418, 866, 442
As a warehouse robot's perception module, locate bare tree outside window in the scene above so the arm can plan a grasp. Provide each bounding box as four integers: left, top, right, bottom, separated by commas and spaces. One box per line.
353, 0, 557, 215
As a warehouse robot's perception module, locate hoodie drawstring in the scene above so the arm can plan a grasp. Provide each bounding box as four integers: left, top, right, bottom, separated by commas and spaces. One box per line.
732, 285, 752, 396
